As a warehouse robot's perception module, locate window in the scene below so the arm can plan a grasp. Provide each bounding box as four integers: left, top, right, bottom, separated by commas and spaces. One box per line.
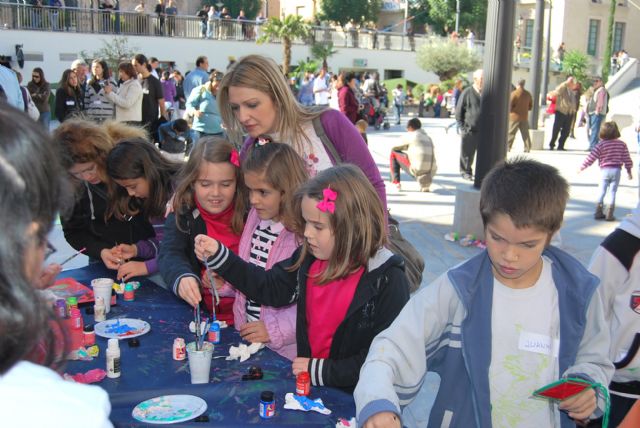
587, 19, 600, 56
524, 19, 534, 48
613, 22, 625, 52
384, 69, 404, 80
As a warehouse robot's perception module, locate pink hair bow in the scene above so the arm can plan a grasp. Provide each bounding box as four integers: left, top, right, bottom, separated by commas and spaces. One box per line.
230, 149, 240, 167
316, 187, 338, 214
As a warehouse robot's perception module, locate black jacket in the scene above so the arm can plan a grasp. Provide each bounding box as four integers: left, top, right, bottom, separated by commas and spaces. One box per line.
455, 86, 482, 134
206, 244, 410, 390
61, 182, 154, 260
158, 210, 207, 296
55, 87, 83, 122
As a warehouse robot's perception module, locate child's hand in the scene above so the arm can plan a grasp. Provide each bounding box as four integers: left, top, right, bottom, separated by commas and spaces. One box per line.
363, 412, 402, 428
558, 386, 596, 422
164, 194, 175, 218
100, 248, 121, 270
239, 321, 270, 344
117, 261, 148, 281
201, 271, 224, 290
194, 234, 219, 261
292, 357, 310, 376
178, 276, 202, 307
117, 243, 137, 260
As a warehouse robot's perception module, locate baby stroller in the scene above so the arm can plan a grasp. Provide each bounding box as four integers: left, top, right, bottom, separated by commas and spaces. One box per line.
362, 96, 390, 130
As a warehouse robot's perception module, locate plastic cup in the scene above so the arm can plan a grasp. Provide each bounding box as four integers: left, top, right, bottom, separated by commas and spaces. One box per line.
186, 341, 214, 384
91, 278, 113, 314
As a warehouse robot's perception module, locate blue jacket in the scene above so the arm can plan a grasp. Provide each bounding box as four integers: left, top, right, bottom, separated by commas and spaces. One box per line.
355, 246, 613, 427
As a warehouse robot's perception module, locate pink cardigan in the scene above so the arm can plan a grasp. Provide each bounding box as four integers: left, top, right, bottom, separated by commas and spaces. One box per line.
232, 208, 299, 360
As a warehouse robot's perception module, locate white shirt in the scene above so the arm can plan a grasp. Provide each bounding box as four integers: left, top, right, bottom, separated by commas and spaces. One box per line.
489, 257, 560, 427
313, 75, 329, 105
0, 361, 113, 427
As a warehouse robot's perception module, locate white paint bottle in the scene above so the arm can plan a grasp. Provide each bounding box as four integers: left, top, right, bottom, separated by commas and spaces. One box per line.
106, 338, 121, 378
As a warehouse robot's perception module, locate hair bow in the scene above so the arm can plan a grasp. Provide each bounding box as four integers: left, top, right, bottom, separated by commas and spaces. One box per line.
256, 135, 272, 147
230, 149, 240, 167
316, 187, 338, 214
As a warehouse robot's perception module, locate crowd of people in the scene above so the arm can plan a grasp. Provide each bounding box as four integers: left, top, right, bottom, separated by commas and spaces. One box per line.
2, 49, 640, 427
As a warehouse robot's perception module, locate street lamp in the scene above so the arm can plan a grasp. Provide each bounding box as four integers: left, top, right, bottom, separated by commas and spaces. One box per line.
455, 0, 460, 34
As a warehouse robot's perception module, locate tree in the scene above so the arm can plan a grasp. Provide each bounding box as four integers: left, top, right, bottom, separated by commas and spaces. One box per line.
601, 0, 616, 82
562, 49, 590, 88
318, 0, 381, 28
80, 36, 138, 73
257, 15, 311, 76
416, 40, 480, 81
310, 42, 337, 71
412, 0, 487, 37
201, 0, 261, 19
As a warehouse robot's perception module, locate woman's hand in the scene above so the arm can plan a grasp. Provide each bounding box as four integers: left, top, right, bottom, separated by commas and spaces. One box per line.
558, 386, 596, 422
177, 276, 202, 307
116, 243, 137, 260
117, 261, 148, 281
239, 321, 270, 344
194, 234, 219, 261
101, 248, 121, 270
36, 263, 62, 289
292, 357, 310, 376
363, 412, 402, 428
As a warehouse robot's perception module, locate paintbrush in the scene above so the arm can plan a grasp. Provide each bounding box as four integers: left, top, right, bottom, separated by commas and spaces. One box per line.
59, 247, 87, 266
194, 305, 201, 351
201, 255, 220, 320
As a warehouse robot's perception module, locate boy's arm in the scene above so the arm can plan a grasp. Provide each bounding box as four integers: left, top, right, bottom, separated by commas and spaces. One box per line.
562, 290, 614, 418
206, 243, 300, 307
308, 266, 410, 388
355, 274, 455, 427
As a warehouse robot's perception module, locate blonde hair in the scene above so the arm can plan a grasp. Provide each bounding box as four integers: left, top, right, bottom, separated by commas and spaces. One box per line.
172, 137, 247, 234
290, 164, 387, 284
217, 54, 326, 153
242, 142, 308, 230
102, 120, 149, 143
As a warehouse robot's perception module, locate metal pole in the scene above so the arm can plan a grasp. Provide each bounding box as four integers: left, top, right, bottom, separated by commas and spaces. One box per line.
541, 0, 552, 106
455, 0, 460, 34
473, 0, 516, 189
403, 0, 408, 34
528, 0, 544, 130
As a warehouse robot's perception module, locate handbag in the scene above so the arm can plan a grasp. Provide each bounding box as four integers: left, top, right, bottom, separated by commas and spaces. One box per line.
311, 116, 426, 292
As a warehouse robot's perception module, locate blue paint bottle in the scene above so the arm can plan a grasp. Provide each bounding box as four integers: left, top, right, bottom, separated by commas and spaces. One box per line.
259, 391, 275, 419
207, 322, 220, 344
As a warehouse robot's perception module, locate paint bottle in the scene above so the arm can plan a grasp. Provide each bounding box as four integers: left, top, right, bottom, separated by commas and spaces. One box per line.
66, 296, 78, 317
94, 296, 106, 322
55, 299, 67, 319
259, 391, 275, 419
296, 371, 311, 396
207, 322, 220, 344
83, 324, 96, 347
172, 338, 186, 361
106, 338, 121, 378
123, 283, 135, 301
70, 308, 83, 330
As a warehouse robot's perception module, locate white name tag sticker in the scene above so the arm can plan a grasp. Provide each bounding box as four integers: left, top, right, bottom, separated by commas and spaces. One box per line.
66, 100, 75, 106
93, 100, 102, 105
142, 89, 150, 94
518, 331, 559, 357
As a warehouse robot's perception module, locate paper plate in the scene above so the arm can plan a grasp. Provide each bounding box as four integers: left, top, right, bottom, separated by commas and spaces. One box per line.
95, 318, 151, 339
132, 395, 207, 424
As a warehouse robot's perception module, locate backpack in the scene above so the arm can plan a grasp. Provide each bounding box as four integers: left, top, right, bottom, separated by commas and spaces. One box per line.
311, 116, 426, 292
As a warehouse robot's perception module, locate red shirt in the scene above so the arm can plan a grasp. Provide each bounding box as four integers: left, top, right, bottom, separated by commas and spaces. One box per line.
306, 260, 364, 358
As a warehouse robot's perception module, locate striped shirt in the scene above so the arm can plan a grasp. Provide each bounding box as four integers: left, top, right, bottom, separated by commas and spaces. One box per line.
246, 221, 283, 322
581, 139, 633, 173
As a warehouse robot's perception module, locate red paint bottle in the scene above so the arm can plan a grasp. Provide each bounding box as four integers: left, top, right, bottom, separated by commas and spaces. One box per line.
296, 371, 311, 396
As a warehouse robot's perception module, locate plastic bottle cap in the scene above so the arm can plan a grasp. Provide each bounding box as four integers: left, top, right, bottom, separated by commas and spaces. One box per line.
125, 284, 134, 291
260, 391, 274, 402
67, 296, 78, 305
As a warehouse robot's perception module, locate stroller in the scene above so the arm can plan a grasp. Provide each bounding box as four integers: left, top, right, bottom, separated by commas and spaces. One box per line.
361, 96, 390, 130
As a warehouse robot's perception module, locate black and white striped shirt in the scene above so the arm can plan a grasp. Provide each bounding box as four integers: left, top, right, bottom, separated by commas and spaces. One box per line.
246, 221, 282, 322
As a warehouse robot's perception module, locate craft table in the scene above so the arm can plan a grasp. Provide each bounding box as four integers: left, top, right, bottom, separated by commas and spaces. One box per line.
62, 264, 356, 427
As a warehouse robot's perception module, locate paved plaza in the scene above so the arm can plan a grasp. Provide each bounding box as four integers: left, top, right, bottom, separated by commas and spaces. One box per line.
49, 114, 640, 289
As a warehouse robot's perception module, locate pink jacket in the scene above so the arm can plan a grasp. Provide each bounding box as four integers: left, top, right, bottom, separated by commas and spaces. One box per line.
232, 208, 299, 360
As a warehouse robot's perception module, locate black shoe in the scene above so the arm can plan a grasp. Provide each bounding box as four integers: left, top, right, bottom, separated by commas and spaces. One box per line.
557, 147, 566, 151
549, 146, 555, 150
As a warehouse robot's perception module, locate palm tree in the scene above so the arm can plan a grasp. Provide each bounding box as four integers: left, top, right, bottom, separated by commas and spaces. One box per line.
311, 41, 337, 71
257, 15, 310, 75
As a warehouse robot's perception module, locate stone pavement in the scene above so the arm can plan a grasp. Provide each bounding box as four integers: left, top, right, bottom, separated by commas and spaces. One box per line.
49, 115, 640, 288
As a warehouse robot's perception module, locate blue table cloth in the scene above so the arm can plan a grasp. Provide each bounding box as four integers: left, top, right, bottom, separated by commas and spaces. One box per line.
62, 264, 356, 427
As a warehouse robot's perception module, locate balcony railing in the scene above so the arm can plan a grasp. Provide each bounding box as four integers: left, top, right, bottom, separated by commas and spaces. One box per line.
0, 1, 489, 55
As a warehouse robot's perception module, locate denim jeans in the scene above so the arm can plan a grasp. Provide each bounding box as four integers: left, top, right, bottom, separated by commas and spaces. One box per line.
597, 167, 621, 206
38, 111, 50, 132
589, 113, 605, 151
394, 104, 403, 123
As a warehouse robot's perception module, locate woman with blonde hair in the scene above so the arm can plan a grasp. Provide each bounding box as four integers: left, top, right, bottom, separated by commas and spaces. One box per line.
217, 54, 386, 210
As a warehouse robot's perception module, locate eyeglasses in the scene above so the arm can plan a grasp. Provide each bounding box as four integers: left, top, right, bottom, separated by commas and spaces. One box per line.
69, 163, 98, 179
45, 240, 57, 260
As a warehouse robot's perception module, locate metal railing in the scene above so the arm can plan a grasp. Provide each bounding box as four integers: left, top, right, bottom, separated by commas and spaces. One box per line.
0, 2, 489, 54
